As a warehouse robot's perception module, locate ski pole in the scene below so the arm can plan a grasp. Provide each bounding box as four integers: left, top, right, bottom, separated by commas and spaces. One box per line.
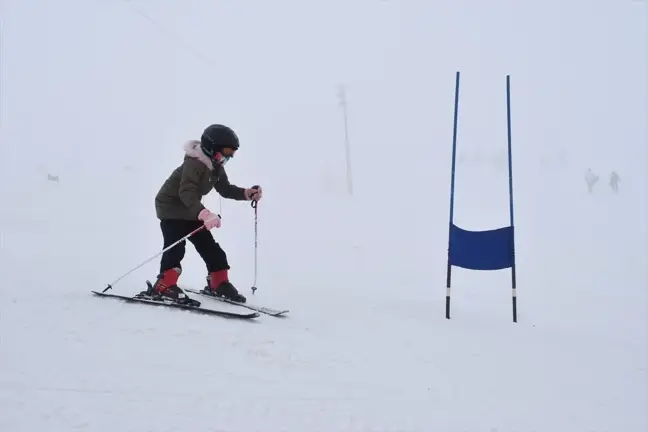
102, 224, 206, 293
250, 186, 260, 294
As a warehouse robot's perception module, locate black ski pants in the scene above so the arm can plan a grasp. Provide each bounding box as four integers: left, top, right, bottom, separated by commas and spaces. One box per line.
158, 219, 229, 275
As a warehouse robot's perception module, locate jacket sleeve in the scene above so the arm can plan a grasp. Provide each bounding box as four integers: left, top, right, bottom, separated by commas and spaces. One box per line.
178, 160, 207, 218
214, 166, 247, 200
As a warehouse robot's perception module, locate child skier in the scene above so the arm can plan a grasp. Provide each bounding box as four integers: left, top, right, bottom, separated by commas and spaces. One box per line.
148, 124, 262, 304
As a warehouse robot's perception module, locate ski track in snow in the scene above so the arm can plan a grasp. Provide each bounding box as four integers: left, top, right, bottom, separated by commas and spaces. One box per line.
0, 196, 646, 432
1, 286, 644, 432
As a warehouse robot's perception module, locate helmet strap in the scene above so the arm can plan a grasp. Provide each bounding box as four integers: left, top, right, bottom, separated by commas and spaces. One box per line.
200, 143, 215, 159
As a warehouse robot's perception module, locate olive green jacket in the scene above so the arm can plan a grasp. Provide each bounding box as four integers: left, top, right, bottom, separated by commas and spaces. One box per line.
155, 140, 247, 220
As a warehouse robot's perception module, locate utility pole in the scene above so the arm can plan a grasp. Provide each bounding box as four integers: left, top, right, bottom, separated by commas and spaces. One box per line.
338, 84, 353, 196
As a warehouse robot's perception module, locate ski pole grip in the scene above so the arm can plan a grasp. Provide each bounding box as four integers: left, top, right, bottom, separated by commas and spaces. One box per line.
250, 185, 260, 208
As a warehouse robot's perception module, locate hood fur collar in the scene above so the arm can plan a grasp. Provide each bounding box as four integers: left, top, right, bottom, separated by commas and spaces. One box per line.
183, 140, 213, 169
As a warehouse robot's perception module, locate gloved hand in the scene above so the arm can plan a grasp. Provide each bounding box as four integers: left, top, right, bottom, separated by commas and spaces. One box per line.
198, 208, 221, 230
244, 185, 262, 201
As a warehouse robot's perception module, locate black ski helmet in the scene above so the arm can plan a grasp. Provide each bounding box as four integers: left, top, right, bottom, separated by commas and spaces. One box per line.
200, 124, 239, 158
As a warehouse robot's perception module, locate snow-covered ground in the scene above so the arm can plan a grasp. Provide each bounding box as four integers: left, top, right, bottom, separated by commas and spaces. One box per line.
1, 1, 646, 431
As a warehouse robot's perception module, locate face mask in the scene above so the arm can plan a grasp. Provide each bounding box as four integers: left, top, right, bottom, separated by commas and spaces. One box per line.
213, 153, 231, 166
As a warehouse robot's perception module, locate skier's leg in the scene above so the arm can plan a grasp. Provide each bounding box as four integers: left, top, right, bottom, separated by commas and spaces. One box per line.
189, 231, 246, 303
159, 220, 189, 274
188, 229, 229, 273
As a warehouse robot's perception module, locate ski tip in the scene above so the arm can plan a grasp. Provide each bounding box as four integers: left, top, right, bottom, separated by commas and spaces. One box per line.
271, 311, 290, 317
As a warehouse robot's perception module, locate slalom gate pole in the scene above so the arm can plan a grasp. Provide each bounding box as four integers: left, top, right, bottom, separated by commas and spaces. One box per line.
102, 224, 206, 293
445, 71, 460, 319
506, 74, 518, 323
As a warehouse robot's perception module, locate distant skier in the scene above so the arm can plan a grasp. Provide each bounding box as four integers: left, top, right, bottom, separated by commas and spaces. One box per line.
147, 124, 262, 304
585, 168, 599, 193
609, 171, 620, 193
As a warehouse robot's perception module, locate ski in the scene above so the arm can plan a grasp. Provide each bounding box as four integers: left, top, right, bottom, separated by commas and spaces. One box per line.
184, 288, 289, 317
91, 290, 260, 319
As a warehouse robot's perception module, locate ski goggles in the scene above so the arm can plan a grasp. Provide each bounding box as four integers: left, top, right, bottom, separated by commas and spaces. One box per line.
214, 148, 237, 166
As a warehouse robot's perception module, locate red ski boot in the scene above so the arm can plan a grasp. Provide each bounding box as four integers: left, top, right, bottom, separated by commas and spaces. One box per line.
205, 270, 247, 303
148, 268, 198, 306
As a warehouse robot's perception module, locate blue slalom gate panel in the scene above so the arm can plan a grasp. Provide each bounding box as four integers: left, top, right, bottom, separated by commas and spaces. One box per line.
448, 224, 515, 271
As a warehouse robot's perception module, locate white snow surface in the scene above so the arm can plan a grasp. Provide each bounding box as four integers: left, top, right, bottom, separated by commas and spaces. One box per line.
1, 1, 647, 431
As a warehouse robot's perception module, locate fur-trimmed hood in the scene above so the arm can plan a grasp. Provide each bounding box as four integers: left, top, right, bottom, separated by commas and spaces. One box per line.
183, 140, 213, 169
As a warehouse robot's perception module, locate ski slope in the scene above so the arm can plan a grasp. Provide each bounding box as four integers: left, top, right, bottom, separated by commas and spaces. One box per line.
1, 0, 646, 431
